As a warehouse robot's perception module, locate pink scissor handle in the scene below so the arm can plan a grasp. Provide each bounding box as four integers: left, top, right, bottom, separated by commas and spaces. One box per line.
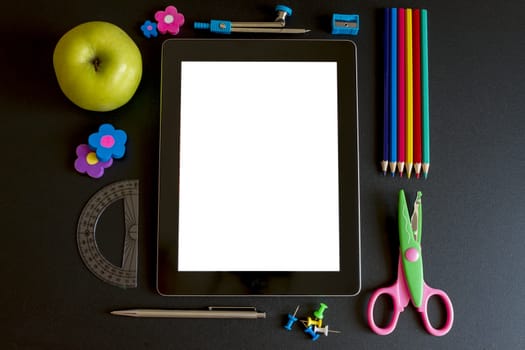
367, 284, 407, 335
418, 283, 454, 336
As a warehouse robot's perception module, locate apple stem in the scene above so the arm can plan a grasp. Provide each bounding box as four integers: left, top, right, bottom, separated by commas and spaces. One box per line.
92, 58, 101, 72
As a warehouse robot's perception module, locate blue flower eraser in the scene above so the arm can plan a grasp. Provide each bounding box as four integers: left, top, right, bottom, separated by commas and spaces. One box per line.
88, 123, 127, 162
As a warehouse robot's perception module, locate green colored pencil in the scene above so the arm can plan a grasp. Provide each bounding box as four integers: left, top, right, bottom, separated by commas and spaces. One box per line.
421, 9, 430, 178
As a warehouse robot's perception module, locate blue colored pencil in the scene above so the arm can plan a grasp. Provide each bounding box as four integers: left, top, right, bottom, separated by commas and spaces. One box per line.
389, 8, 398, 176
381, 8, 390, 175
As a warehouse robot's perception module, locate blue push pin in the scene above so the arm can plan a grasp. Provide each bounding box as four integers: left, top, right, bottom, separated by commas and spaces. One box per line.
283, 305, 300, 331
304, 326, 321, 341
274, 4, 292, 24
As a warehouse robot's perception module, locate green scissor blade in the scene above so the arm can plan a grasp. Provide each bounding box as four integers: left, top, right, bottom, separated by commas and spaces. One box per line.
411, 192, 422, 244
399, 190, 424, 307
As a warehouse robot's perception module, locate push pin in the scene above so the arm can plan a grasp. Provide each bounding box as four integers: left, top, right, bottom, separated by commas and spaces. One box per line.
283, 305, 300, 331
331, 13, 360, 35
313, 303, 328, 320
302, 317, 323, 328
304, 326, 321, 341
274, 5, 292, 25
314, 325, 341, 336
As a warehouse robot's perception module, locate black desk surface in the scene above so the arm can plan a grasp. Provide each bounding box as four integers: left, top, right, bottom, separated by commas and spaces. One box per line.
1, 0, 524, 349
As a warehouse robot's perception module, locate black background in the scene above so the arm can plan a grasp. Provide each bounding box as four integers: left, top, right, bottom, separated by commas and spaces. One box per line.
1, 0, 524, 349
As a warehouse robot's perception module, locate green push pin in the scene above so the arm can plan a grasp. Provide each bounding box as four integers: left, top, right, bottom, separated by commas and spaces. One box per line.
313, 303, 328, 320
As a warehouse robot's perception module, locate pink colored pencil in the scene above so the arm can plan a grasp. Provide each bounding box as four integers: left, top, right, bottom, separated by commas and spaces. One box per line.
397, 8, 406, 177
412, 9, 422, 178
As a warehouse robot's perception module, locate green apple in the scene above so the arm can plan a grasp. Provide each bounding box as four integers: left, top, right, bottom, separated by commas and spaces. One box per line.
53, 21, 142, 112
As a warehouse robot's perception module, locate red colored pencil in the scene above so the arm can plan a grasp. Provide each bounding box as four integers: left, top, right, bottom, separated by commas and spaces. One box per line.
397, 8, 406, 177
412, 9, 422, 178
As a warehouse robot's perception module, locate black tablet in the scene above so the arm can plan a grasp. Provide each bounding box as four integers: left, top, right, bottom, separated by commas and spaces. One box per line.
157, 39, 360, 296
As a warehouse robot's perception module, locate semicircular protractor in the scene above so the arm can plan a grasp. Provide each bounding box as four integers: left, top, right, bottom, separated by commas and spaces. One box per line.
76, 180, 139, 289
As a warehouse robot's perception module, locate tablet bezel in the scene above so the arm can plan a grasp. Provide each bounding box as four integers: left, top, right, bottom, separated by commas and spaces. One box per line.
157, 39, 360, 296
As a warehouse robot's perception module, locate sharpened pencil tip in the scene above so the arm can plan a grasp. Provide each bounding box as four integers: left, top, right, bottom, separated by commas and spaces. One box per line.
406, 165, 413, 179
381, 161, 389, 175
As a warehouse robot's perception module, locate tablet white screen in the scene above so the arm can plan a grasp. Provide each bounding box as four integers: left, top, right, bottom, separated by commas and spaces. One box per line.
178, 61, 339, 271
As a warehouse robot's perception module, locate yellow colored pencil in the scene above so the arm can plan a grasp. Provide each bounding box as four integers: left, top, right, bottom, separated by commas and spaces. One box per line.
405, 8, 413, 178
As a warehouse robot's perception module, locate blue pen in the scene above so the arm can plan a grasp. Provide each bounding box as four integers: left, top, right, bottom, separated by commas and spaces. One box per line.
389, 8, 398, 176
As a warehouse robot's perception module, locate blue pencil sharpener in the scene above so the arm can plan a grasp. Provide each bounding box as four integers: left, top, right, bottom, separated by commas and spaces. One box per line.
331, 14, 359, 35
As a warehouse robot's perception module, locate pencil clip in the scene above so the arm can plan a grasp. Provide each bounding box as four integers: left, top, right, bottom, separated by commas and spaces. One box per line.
208, 306, 258, 312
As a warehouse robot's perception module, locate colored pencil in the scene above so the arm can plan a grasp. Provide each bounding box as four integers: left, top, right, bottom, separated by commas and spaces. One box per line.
397, 8, 406, 177
412, 9, 422, 178
421, 9, 430, 178
389, 8, 398, 176
405, 9, 413, 178
382, 7, 429, 180
381, 8, 390, 175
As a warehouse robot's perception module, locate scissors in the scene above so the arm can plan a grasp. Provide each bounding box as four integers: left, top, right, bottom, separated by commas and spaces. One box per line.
367, 190, 454, 336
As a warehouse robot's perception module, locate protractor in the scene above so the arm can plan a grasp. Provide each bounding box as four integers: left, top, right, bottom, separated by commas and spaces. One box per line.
76, 180, 139, 288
